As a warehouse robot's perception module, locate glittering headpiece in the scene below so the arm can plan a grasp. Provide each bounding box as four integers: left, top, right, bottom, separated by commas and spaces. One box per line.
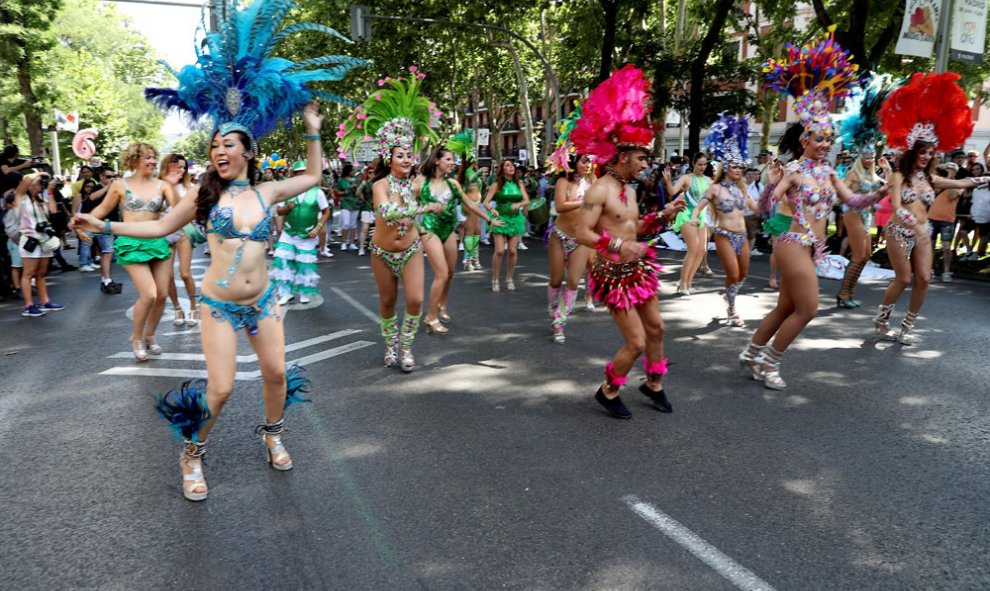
763, 26, 858, 139
704, 113, 749, 165
446, 130, 476, 163
878, 72, 973, 152
546, 104, 583, 174
570, 65, 654, 164
836, 72, 896, 154
337, 66, 441, 162
145, 0, 365, 147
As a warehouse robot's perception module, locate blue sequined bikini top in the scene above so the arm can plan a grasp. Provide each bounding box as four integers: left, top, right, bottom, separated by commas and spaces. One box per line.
207, 185, 273, 242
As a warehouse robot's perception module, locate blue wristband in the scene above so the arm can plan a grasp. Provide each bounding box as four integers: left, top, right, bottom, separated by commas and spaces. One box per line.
304, 134, 321, 141
104, 219, 111, 234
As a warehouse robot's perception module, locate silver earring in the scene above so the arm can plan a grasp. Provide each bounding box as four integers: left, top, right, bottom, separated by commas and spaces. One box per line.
242, 152, 251, 158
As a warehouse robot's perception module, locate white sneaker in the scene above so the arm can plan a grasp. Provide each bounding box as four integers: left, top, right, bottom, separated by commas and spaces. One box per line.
941, 272, 953, 282
586, 300, 595, 312
321, 249, 334, 258
518, 242, 529, 250
358, 249, 366, 256
751, 249, 763, 256
350, 243, 359, 251
278, 294, 294, 306
300, 295, 311, 304
481, 238, 491, 246
340, 244, 347, 252
458, 243, 464, 251
79, 264, 97, 272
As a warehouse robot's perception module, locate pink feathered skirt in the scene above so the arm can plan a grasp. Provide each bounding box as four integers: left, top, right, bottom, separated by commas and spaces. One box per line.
587, 252, 660, 311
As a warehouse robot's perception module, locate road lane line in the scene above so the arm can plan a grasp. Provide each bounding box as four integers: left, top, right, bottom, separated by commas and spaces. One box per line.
287, 340, 374, 365
622, 495, 778, 591
106, 329, 362, 361
329, 286, 380, 325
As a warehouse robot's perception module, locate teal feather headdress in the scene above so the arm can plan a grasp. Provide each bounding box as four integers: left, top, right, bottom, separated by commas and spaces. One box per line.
337, 66, 441, 162
836, 72, 895, 154
546, 104, 583, 174
145, 0, 366, 145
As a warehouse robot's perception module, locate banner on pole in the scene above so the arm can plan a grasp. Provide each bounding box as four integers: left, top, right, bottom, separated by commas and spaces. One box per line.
477, 128, 491, 147
54, 110, 79, 133
951, 0, 988, 63
895, 0, 943, 58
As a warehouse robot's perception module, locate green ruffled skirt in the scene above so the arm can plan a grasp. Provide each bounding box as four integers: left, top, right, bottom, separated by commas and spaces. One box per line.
763, 213, 793, 238
492, 204, 526, 236
114, 235, 172, 266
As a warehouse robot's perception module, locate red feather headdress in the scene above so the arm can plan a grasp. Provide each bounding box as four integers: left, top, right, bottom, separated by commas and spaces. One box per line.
878, 72, 973, 151
570, 65, 654, 164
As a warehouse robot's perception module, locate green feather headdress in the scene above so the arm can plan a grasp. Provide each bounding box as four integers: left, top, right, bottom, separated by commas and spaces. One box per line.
337, 66, 441, 162
446, 130, 476, 163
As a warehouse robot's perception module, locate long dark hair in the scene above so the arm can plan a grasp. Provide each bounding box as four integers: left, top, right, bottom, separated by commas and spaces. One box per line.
195, 130, 257, 225
458, 159, 476, 186
780, 123, 805, 160
899, 140, 936, 188
420, 146, 451, 180
492, 158, 516, 195
557, 153, 589, 183
80, 178, 98, 195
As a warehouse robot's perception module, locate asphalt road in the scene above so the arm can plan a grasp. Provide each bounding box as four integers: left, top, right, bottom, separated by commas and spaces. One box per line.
1, 238, 989, 590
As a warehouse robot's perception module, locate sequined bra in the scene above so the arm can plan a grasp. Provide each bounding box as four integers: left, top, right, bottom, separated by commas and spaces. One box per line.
901, 172, 935, 207
121, 178, 165, 213
715, 181, 747, 213
207, 187, 273, 242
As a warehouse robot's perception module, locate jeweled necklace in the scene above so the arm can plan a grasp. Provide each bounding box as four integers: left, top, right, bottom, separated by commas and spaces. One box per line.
386, 174, 414, 207
227, 178, 251, 197
606, 167, 631, 204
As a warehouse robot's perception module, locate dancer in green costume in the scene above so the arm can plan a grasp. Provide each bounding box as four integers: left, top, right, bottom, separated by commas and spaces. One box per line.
419, 145, 502, 334
270, 160, 330, 305
483, 159, 530, 292
663, 152, 713, 294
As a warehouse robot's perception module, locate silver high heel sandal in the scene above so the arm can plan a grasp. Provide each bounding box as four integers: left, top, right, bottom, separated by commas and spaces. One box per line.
257, 419, 292, 471
130, 337, 149, 362
758, 345, 786, 390
438, 305, 452, 323
172, 306, 186, 326
874, 304, 898, 340
186, 307, 199, 327
738, 343, 763, 380
144, 336, 163, 355
897, 311, 921, 345
179, 439, 208, 501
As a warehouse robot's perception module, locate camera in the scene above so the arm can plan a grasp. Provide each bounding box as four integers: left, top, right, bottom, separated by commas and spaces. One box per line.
39, 176, 50, 190
36, 220, 57, 239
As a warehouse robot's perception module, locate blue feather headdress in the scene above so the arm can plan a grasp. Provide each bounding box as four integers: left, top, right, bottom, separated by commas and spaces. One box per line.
705, 113, 749, 165
837, 72, 896, 155
145, 0, 366, 145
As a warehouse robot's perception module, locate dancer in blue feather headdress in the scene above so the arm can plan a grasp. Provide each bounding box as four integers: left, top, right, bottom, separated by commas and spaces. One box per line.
834, 73, 895, 309
695, 113, 760, 327
73, 0, 363, 502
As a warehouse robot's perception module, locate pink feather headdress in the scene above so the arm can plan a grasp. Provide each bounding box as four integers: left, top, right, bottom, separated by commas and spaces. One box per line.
570, 65, 654, 164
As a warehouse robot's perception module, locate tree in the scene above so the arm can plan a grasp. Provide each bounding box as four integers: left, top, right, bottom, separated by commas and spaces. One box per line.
687, 0, 735, 154
810, 0, 904, 72
0, 0, 62, 156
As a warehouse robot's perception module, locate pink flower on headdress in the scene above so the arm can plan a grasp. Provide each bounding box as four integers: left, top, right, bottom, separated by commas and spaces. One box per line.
409, 66, 418, 72
357, 124, 362, 129
336, 130, 345, 139
338, 123, 346, 130
385, 76, 391, 82
375, 93, 382, 100
364, 135, 372, 141
416, 73, 426, 79
377, 79, 385, 86
433, 110, 442, 117
356, 113, 367, 120
429, 102, 436, 109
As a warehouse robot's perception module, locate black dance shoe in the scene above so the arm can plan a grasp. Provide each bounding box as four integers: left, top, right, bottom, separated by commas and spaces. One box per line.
595, 387, 632, 419
639, 383, 672, 413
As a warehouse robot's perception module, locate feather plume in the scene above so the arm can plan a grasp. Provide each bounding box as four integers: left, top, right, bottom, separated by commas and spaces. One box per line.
156, 380, 211, 441
284, 365, 312, 410
836, 72, 896, 153
570, 65, 654, 164
144, 0, 365, 142
337, 66, 440, 161
704, 113, 749, 164
878, 72, 973, 151
446, 130, 476, 162
545, 104, 584, 174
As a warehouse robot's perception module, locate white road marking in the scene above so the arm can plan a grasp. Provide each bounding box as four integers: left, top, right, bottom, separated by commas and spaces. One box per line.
623, 495, 778, 591
329, 286, 380, 324
100, 340, 375, 381
106, 329, 361, 361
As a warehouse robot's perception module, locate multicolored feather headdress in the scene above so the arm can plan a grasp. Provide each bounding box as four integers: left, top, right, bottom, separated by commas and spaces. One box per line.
570, 65, 654, 164
546, 104, 583, 174
337, 66, 441, 162
763, 26, 858, 139
446, 130, 476, 163
878, 72, 973, 152
145, 0, 366, 147
836, 72, 896, 154
704, 113, 749, 165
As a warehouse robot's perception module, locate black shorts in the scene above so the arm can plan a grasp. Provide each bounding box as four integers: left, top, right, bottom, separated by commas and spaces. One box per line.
929, 220, 954, 244
977, 221, 990, 236
958, 217, 977, 232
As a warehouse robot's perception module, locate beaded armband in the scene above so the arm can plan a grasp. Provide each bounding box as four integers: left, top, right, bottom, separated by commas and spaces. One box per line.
845, 190, 884, 210
378, 201, 428, 221
758, 180, 779, 214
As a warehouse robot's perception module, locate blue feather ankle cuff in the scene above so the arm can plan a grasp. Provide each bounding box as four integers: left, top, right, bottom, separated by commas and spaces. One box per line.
156, 380, 212, 441
284, 364, 312, 410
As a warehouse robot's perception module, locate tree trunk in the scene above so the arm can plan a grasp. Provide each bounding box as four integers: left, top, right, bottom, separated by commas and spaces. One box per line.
15, 45, 44, 156
688, 0, 734, 154
653, 0, 667, 156
504, 41, 538, 168
598, 0, 619, 83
